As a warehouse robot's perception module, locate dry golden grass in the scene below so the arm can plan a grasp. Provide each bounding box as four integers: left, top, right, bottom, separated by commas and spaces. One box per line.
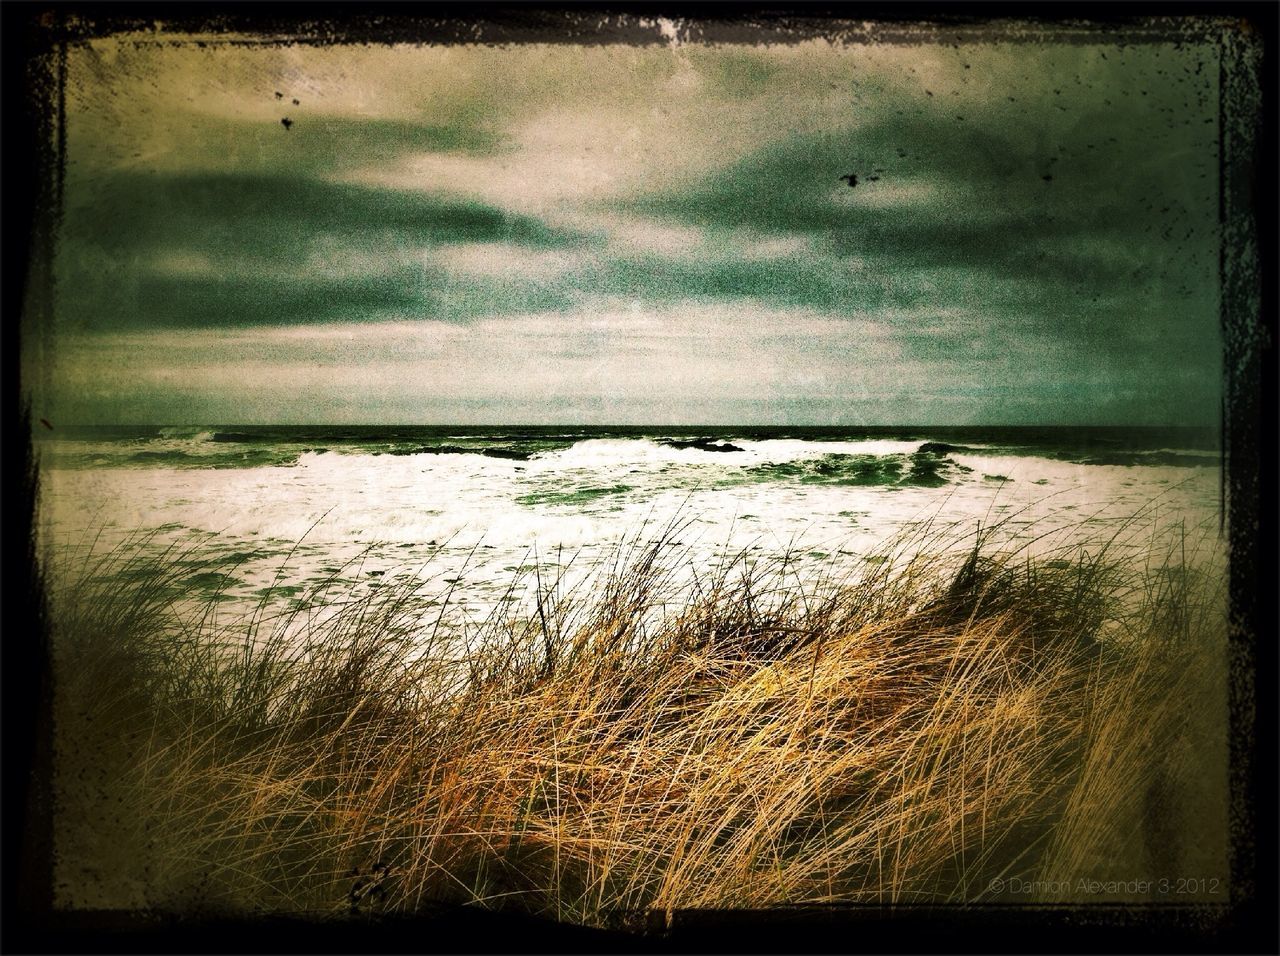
46, 517, 1229, 928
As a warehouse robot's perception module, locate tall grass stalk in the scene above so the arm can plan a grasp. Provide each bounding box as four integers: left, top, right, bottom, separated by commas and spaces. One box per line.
46, 517, 1229, 926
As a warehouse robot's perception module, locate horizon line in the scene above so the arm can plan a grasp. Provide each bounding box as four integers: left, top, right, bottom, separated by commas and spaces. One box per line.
36, 422, 1223, 431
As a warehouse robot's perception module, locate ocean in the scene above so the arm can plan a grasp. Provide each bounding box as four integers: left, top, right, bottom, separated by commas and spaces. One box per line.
36, 425, 1224, 630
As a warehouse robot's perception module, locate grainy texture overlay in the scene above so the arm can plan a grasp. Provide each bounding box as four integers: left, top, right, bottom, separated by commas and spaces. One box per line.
6, 6, 1273, 953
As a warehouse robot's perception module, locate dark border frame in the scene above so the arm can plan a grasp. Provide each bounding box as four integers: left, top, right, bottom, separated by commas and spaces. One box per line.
3, 4, 1275, 953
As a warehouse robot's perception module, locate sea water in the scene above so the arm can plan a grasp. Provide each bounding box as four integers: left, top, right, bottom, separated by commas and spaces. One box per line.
36, 425, 1223, 631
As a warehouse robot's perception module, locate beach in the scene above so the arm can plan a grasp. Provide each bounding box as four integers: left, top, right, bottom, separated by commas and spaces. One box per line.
38, 426, 1223, 631
40, 426, 1231, 920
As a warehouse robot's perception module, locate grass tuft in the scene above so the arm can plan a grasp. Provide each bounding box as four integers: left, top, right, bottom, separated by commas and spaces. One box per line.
46, 517, 1229, 926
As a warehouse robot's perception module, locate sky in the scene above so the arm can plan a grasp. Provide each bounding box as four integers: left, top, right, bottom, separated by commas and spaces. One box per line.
28, 20, 1224, 426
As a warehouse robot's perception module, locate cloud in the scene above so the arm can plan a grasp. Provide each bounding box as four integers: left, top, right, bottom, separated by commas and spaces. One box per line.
55, 170, 590, 329
44, 296, 1214, 426
37, 34, 1225, 425
43, 301, 905, 422
434, 244, 591, 280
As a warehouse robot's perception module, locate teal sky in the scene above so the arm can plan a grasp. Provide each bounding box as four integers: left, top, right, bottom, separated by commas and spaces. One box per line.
30, 27, 1223, 425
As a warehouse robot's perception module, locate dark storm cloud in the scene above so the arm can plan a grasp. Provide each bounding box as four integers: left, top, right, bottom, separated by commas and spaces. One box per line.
618, 71, 1220, 399
37, 35, 1229, 425
56, 169, 588, 329
629, 105, 1217, 293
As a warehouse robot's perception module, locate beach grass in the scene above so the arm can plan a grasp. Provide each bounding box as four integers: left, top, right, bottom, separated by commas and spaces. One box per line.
45, 517, 1229, 927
